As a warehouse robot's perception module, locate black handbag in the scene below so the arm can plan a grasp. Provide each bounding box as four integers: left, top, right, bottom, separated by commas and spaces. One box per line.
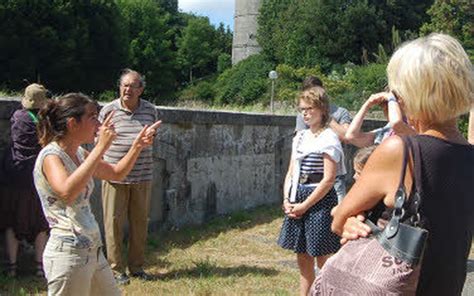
368, 136, 428, 266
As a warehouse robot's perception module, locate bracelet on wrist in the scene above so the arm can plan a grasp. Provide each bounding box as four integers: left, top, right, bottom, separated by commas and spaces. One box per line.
387, 95, 397, 103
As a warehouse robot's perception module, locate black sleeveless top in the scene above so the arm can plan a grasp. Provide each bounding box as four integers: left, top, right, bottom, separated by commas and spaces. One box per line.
413, 135, 474, 296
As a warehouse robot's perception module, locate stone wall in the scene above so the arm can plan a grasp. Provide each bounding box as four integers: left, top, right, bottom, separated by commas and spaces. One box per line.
0, 98, 386, 232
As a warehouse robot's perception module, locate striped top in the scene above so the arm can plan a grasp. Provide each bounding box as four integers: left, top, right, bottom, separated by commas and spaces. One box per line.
300, 153, 324, 174
99, 98, 158, 184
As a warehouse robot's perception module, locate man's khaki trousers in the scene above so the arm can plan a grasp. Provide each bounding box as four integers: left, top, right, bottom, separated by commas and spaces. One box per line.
102, 181, 152, 275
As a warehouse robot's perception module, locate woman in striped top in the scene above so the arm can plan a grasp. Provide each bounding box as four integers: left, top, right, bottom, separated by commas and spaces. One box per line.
278, 87, 345, 296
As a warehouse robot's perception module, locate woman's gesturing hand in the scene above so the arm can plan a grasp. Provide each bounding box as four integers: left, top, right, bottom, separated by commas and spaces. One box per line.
97, 111, 117, 151
133, 120, 162, 149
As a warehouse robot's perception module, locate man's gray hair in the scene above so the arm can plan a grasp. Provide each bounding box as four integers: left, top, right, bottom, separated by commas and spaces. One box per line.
118, 68, 146, 88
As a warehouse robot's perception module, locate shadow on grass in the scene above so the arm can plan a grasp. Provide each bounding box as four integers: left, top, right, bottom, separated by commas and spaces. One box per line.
0, 248, 48, 295
147, 204, 283, 257
468, 260, 474, 273
0, 274, 47, 295
159, 259, 279, 280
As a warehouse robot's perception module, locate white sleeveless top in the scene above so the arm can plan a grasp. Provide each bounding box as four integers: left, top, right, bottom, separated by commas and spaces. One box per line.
34, 142, 101, 248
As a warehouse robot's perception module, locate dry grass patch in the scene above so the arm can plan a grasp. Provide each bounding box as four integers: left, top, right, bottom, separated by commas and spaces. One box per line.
0, 206, 298, 295
3, 205, 471, 295
126, 206, 298, 295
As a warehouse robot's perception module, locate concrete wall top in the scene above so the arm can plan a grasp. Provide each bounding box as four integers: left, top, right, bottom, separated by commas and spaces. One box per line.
0, 97, 295, 127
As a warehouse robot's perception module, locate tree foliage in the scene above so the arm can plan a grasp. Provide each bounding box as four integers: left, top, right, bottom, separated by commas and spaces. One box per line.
420, 0, 474, 55
177, 16, 232, 85
0, 0, 233, 101
0, 0, 127, 93
258, 0, 434, 71
117, 0, 176, 101
258, 0, 386, 70
370, 0, 433, 42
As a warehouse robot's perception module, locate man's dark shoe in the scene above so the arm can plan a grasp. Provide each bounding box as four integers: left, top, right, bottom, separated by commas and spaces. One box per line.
130, 270, 153, 281
115, 273, 130, 285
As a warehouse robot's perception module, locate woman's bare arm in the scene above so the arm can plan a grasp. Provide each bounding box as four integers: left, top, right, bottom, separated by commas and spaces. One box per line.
345, 95, 382, 147
94, 121, 161, 181
331, 136, 406, 235
42, 113, 117, 205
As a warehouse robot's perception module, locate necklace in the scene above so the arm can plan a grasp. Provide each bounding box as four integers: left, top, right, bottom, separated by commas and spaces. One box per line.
311, 127, 326, 138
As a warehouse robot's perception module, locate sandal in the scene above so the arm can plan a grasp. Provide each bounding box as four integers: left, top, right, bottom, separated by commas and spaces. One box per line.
6, 262, 17, 278
35, 261, 44, 278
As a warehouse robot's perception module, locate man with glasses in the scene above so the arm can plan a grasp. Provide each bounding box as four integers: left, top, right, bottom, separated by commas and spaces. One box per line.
99, 69, 159, 285
295, 76, 351, 203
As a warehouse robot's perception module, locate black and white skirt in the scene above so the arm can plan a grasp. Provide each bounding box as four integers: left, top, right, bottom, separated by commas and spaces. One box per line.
278, 184, 341, 257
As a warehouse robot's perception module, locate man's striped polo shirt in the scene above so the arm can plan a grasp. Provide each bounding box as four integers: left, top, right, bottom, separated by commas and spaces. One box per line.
98, 98, 158, 184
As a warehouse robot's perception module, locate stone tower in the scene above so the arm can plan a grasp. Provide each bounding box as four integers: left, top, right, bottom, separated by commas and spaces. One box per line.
232, 0, 262, 65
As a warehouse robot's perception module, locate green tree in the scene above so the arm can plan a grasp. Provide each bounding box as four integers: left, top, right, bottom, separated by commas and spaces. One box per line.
156, 0, 178, 14
420, 0, 474, 53
258, 0, 386, 71
370, 0, 433, 42
118, 0, 176, 101
0, 0, 126, 93
177, 17, 216, 84
214, 23, 233, 57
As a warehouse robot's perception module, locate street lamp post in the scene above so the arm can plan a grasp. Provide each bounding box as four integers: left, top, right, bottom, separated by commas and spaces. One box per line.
268, 70, 278, 113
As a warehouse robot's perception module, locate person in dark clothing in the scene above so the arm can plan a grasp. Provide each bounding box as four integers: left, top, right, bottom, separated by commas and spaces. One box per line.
1, 84, 50, 277
330, 33, 474, 295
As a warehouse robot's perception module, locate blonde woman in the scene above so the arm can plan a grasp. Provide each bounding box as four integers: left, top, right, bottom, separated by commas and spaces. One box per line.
332, 33, 474, 295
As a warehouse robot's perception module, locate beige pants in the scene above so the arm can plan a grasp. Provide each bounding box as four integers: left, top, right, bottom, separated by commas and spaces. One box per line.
43, 238, 120, 296
102, 181, 151, 274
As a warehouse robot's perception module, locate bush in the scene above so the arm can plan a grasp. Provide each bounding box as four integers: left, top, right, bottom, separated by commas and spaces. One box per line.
94, 90, 117, 102
179, 79, 216, 102
345, 63, 387, 95
217, 53, 231, 74
458, 113, 469, 139
214, 54, 275, 105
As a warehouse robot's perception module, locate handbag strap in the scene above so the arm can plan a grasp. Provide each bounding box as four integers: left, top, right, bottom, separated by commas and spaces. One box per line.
396, 136, 410, 191
385, 136, 417, 238
404, 136, 423, 226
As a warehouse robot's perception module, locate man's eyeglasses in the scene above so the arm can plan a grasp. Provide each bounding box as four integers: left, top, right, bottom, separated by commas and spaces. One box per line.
297, 106, 315, 113
120, 83, 142, 89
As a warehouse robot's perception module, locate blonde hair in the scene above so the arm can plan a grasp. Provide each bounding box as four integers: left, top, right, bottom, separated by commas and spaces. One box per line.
22, 83, 48, 109
298, 86, 330, 126
354, 145, 377, 168
387, 33, 474, 123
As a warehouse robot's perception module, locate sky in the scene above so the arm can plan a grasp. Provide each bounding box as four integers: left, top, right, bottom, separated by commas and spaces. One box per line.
179, 0, 235, 30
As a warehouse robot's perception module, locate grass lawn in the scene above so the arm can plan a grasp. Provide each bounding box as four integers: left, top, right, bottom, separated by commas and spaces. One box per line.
0, 206, 299, 295
2, 205, 473, 295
